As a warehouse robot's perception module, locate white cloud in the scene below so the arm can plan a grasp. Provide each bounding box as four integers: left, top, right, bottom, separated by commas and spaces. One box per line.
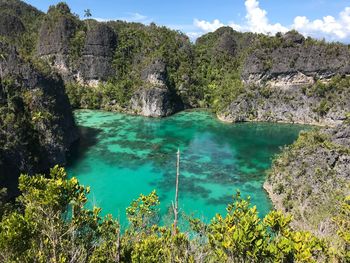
92, 12, 151, 24
125, 12, 148, 22
191, 0, 350, 42
186, 32, 202, 41
194, 19, 225, 32
292, 11, 350, 40
244, 0, 288, 34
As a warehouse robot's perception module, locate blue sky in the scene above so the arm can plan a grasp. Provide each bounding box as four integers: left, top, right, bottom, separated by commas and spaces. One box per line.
24, 0, 350, 42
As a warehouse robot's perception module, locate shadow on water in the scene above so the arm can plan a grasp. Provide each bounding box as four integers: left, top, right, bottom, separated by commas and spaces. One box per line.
66, 126, 102, 167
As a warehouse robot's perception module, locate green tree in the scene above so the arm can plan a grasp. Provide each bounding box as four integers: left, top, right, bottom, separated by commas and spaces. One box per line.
84, 9, 92, 19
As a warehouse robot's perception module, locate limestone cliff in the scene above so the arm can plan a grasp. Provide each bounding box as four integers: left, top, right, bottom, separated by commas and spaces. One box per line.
264, 123, 350, 240
78, 23, 117, 85
0, 41, 78, 197
219, 31, 350, 126
130, 60, 183, 117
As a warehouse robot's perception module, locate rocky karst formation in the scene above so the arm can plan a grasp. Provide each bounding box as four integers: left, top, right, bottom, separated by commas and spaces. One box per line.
264, 123, 350, 240
242, 31, 350, 82
130, 60, 183, 117
219, 31, 350, 126
0, 41, 78, 197
36, 3, 79, 80
34, 4, 185, 116
2, 1, 350, 123
78, 23, 117, 85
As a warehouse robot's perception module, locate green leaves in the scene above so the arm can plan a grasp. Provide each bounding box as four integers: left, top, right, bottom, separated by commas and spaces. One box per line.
264, 210, 292, 234
126, 190, 160, 232
207, 192, 271, 262
0, 168, 348, 262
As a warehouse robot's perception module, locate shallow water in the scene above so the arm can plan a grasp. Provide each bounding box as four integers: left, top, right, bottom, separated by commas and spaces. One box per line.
66, 109, 307, 227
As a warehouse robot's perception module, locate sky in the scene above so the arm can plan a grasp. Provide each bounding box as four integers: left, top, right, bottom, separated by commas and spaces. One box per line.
24, 0, 350, 42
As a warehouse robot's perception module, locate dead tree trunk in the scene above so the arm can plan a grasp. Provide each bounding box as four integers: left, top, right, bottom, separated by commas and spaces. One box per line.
172, 148, 180, 235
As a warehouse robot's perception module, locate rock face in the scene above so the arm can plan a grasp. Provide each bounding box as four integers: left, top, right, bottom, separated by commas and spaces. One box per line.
37, 16, 76, 56
37, 14, 77, 78
130, 60, 183, 117
130, 87, 180, 117
219, 73, 350, 126
264, 123, 350, 239
78, 23, 117, 84
140, 60, 168, 86
242, 40, 350, 83
0, 41, 78, 197
219, 32, 350, 126
213, 31, 237, 57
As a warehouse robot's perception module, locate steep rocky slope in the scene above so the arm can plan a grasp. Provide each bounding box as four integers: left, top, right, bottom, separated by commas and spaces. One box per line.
33, 3, 192, 117
264, 122, 350, 241
0, 41, 78, 197
219, 31, 350, 126
2, 1, 350, 122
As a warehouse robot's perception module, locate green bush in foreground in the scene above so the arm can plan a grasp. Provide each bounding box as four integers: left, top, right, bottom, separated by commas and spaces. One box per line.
0, 166, 348, 262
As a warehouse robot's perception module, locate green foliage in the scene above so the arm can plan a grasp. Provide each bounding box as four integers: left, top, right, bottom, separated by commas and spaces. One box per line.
0, 0, 44, 58
69, 30, 86, 65
267, 127, 350, 251
345, 112, 350, 124
0, 165, 120, 263
304, 75, 350, 119
333, 195, 350, 261
126, 190, 160, 232
65, 82, 102, 109
207, 192, 271, 261
314, 99, 331, 116
0, 167, 348, 262
65, 80, 134, 110
108, 21, 194, 103
193, 28, 247, 111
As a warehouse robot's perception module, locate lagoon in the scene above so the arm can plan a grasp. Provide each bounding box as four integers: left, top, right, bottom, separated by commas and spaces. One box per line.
66, 110, 306, 227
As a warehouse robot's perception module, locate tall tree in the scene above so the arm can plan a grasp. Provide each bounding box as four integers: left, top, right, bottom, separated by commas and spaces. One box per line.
84, 9, 92, 19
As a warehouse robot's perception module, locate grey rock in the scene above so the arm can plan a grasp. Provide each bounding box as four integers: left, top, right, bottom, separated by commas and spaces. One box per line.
264, 123, 350, 239
0, 41, 78, 197
220, 72, 350, 126
242, 44, 350, 82
213, 31, 237, 56
282, 31, 305, 45
78, 23, 117, 82
130, 87, 182, 117
141, 60, 167, 86
37, 16, 77, 56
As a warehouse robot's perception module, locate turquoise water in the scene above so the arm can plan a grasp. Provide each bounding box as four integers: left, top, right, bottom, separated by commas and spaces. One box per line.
66, 110, 307, 228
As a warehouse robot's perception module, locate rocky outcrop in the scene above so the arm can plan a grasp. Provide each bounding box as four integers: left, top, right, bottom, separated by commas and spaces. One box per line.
219, 73, 350, 126
264, 123, 350, 239
78, 23, 117, 85
37, 16, 76, 56
242, 39, 350, 83
36, 4, 80, 80
140, 60, 168, 86
213, 31, 237, 57
130, 60, 183, 117
0, 41, 78, 197
130, 87, 180, 117
218, 31, 350, 126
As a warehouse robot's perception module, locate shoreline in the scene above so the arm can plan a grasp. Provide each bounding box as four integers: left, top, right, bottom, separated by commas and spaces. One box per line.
216, 113, 337, 128
74, 107, 338, 128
